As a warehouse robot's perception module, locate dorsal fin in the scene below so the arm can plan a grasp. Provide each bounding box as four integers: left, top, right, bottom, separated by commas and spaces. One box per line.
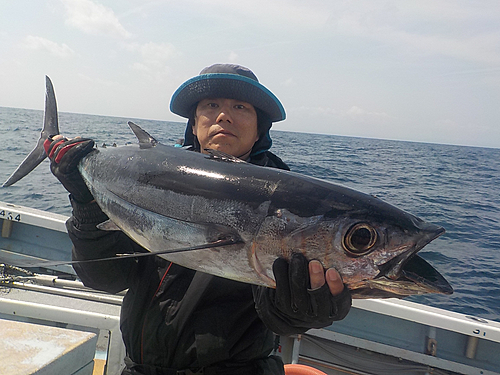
128, 121, 158, 148
205, 149, 247, 163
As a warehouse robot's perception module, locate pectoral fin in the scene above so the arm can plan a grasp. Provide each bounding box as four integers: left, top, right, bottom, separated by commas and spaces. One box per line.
97, 220, 122, 231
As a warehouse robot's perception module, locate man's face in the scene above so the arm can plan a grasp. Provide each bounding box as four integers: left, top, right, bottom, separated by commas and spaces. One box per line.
193, 98, 259, 160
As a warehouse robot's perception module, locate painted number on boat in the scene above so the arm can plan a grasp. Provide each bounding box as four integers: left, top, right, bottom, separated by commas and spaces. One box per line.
466, 316, 489, 337
472, 329, 487, 337
0, 210, 21, 222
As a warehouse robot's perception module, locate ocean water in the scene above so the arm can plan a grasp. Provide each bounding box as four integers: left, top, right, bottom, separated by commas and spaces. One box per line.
1, 106, 499, 323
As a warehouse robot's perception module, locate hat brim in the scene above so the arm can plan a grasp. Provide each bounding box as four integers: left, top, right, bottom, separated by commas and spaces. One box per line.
170, 73, 286, 122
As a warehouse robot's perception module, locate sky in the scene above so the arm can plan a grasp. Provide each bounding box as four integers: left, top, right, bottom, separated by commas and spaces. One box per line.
1, 0, 500, 148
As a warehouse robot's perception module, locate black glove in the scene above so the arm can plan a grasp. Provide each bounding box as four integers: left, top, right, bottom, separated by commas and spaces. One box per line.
254, 253, 352, 335
44, 137, 96, 203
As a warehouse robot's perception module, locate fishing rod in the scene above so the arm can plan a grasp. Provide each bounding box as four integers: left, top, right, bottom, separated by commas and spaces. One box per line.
0, 238, 242, 270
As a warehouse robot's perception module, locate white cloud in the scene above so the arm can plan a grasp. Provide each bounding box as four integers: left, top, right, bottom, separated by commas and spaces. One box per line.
326, 1, 500, 65
346, 106, 391, 121
77, 73, 118, 87
131, 61, 172, 82
373, 28, 500, 65
228, 51, 239, 62
291, 105, 390, 121
126, 42, 177, 82
185, 0, 330, 28
61, 0, 131, 39
291, 106, 339, 116
138, 42, 176, 63
114, 1, 500, 67
22, 35, 75, 58
346, 106, 365, 115
282, 78, 296, 87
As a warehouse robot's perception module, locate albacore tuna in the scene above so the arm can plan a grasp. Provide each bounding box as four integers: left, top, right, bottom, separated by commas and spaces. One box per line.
3, 77, 453, 299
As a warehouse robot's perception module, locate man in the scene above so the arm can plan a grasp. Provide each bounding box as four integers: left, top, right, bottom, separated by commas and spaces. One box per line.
45, 64, 351, 375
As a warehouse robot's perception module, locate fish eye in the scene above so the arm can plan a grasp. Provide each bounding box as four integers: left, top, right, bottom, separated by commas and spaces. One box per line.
343, 223, 377, 256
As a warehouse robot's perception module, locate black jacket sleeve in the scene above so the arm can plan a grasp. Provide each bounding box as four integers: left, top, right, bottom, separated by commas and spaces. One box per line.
67, 196, 145, 294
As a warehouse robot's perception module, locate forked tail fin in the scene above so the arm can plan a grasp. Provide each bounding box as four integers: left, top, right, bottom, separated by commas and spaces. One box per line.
3, 76, 60, 187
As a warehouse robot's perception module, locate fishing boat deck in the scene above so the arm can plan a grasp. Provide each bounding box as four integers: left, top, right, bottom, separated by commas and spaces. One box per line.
0, 317, 97, 375
0, 277, 124, 374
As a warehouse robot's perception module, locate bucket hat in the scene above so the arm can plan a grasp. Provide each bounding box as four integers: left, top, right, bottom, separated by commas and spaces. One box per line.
170, 64, 286, 122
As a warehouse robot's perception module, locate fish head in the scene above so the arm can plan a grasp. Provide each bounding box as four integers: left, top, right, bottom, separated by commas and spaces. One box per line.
323, 207, 453, 299
252, 198, 452, 299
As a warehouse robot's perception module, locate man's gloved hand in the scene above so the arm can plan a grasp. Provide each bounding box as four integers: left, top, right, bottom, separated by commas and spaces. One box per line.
44, 136, 95, 203
254, 253, 352, 335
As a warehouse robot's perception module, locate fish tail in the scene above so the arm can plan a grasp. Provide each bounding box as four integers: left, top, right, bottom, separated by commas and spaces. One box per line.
3, 76, 59, 187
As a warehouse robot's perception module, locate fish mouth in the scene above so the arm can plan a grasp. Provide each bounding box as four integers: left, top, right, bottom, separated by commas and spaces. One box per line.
352, 255, 453, 298
400, 254, 453, 294
351, 224, 453, 298
381, 223, 445, 279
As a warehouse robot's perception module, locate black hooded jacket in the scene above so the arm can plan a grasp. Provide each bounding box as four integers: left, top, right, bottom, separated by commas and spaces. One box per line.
67, 150, 292, 374
67, 138, 351, 374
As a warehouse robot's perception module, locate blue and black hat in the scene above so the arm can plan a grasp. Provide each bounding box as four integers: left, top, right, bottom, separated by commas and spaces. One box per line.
170, 63, 286, 122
